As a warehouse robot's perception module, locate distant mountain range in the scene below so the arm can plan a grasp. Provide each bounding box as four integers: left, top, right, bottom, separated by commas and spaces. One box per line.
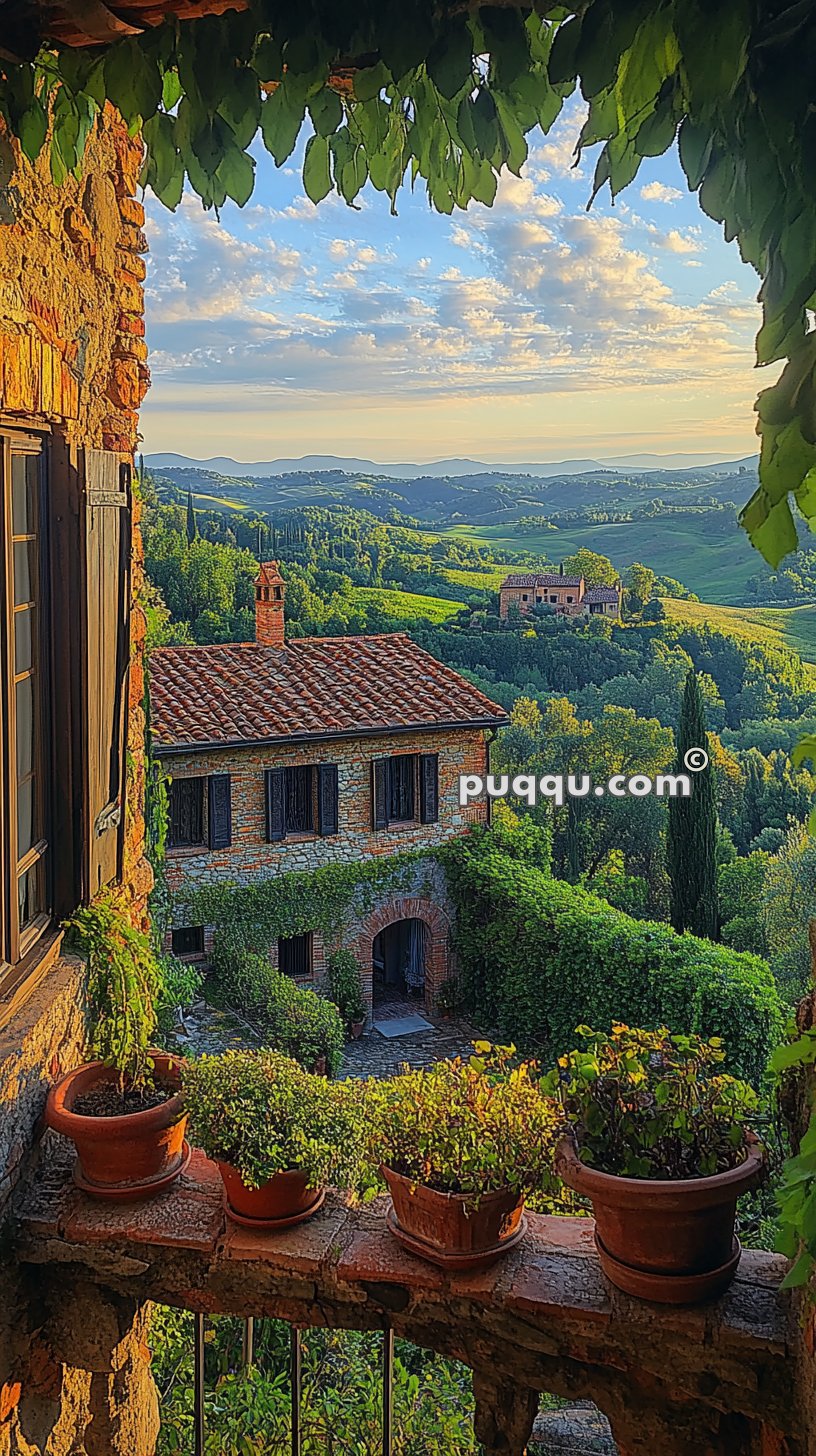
145, 451, 758, 480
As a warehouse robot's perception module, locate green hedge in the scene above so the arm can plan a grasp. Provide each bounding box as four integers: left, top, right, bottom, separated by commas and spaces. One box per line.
219, 950, 344, 1077
442, 838, 783, 1086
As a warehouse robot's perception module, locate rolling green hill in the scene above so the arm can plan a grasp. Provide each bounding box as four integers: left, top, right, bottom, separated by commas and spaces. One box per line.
662, 597, 816, 675
350, 586, 465, 622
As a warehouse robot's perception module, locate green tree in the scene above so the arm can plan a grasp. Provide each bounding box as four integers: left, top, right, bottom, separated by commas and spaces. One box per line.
185, 490, 198, 545
667, 669, 719, 941
561, 548, 618, 587
624, 561, 656, 613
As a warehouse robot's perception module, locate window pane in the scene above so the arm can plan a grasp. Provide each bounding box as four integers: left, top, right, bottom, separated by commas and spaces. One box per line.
14, 607, 33, 674
286, 765, 314, 834
11, 454, 37, 536
169, 778, 204, 847
17, 777, 36, 859
16, 675, 34, 780
388, 755, 415, 821
279, 934, 311, 977
13, 540, 35, 605
18, 858, 44, 931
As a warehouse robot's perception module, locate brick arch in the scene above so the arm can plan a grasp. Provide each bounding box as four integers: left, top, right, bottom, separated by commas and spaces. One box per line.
351, 896, 452, 1017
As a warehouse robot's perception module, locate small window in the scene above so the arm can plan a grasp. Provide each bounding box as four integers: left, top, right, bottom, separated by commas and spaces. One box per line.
286, 765, 315, 834
278, 932, 312, 977
172, 926, 204, 958
566, 595, 574, 603
521, 593, 528, 601
168, 776, 205, 848
549, 595, 557, 603
387, 754, 416, 823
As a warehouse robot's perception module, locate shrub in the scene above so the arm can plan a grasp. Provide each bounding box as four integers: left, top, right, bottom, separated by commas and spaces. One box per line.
65, 891, 162, 1088
327, 950, 366, 1031
155, 955, 203, 1035
182, 1049, 363, 1190
441, 837, 784, 1086
225, 951, 344, 1076
544, 1024, 758, 1179
365, 1045, 564, 1208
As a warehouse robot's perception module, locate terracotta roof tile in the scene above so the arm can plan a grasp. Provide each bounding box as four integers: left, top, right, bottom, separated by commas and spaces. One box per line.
501, 573, 583, 589
584, 585, 620, 603
150, 633, 508, 751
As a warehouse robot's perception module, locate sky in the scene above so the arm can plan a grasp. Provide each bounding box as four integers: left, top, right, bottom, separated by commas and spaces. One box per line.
139, 98, 769, 466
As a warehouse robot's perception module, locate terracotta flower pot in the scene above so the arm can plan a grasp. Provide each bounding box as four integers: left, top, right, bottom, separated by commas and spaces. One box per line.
218, 1163, 325, 1230
555, 1132, 765, 1304
382, 1165, 526, 1271
312, 1055, 328, 1076
350, 1020, 365, 1040
46, 1053, 189, 1202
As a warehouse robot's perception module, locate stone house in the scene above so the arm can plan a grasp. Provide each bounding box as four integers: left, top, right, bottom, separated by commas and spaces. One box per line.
151, 562, 507, 1014
499, 568, 621, 620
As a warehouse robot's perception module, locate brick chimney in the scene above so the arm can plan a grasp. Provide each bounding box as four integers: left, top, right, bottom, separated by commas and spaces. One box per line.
255, 561, 286, 647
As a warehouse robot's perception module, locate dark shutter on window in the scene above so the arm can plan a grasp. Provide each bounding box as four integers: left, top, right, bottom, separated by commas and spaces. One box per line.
82, 450, 131, 896
419, 753, 439, 823
372, 758, 388, 829
265, 767, 286, 841
208, 773, 232, 850
317, 763, 339, 836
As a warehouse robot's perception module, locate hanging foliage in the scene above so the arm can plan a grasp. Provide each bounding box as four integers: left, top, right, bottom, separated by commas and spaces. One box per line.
3, 0, 816, 566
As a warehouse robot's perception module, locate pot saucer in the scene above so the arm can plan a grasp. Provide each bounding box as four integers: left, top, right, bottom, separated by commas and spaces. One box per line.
73, 1140, 192, 1202
385, 1204, 527, 1271
225, 1187, 326, 1231
595, 1230, 741, 1304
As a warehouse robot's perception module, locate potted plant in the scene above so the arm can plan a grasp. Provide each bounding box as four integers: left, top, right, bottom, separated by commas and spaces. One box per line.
46, 894, 189, 1201
328, 950, 367, 1039
181, 1048, 364, 1228
548, 1024, 765, 1304
435, 981, 458, 1020
367, 1044, 563, 1270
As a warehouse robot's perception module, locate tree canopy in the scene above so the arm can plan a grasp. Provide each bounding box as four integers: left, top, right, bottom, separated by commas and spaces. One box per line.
3, 1, 816, 571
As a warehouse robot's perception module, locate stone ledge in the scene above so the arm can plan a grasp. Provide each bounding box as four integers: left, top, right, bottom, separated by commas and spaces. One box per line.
13, 1141, 800, 1455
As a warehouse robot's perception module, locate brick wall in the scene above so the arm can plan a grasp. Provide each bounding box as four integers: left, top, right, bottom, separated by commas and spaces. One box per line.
162, 726, 490, 893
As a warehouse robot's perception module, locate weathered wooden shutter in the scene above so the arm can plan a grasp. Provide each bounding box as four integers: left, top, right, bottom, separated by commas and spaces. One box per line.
265, 767, 286, 841
317, 763, 339, 836
82, 450, 131, 896
371, 758, 389, 830
419, 753, 439, 824
208, 773, 232, 850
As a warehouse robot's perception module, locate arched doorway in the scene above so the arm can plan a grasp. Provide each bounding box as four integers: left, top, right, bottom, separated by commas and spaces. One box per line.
372, 918, 428, 1006
350, 895, 452, 1018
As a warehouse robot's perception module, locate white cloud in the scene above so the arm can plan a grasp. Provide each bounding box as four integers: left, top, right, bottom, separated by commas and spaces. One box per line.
640, 182, 683, 203
658, 228, 703, 255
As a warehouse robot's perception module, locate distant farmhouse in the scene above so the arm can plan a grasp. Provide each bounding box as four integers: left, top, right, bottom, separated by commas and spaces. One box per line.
499, 565, 621, 622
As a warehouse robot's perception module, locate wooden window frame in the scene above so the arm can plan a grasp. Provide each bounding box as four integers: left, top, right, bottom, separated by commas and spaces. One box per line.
167, 775, 206, 850
0, 428, 56, 1004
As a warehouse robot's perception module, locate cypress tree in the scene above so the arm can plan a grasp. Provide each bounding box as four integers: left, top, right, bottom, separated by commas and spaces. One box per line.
185, 490, 198, 544
667, 668, 719, 940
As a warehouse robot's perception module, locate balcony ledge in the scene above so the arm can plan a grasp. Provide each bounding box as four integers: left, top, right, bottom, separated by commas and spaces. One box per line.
13, 1139, 803, 1456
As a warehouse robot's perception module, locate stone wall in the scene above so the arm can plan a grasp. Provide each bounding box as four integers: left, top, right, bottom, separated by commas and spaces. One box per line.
162, 726, 490, 895
0, 109, 154, 1455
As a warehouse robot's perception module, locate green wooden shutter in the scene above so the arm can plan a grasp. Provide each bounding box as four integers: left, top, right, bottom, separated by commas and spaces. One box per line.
266, 767, 286, 841
372, 758, 389, 829
208, 773, 232, 849
419, 753, 439, 823
317, 763, 339, 836
82, 449, 131, 897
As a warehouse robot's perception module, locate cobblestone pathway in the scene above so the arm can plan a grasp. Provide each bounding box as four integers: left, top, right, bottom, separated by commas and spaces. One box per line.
169, 998, 486, 1079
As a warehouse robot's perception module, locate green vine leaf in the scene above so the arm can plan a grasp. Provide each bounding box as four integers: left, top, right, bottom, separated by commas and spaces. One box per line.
303, 133, 332, 203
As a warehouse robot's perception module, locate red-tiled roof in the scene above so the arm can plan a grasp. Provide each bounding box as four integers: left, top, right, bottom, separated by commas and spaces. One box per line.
584, 585, 620, 603
501, 572, 584, 589
150, 633, 508, 751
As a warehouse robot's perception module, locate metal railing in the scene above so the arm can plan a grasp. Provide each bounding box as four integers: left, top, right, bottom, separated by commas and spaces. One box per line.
192, 1315, 395, 1456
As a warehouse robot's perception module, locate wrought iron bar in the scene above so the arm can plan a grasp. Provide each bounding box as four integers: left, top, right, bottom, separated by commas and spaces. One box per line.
242, 1317, 255, 1369
382, 1326, 394, 1456
193, 1312, 205, 1456
290, 1327, 302, 1456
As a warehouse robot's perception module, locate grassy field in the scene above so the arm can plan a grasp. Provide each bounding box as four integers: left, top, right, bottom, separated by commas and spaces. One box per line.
663, 597, 816, 673
441, 516, 759, 604
351, 586, 465, 622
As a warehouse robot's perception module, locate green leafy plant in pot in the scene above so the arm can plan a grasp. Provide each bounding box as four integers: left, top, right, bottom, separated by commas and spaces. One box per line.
327, 950, 367, 1038
367, 1043, 564, 1270
548, 1024, 765, 1304
181, 1048, 365, 1229
45, 892, 189, 1201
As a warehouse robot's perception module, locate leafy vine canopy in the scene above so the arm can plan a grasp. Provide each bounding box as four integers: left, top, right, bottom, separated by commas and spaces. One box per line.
2, 0, 816, 571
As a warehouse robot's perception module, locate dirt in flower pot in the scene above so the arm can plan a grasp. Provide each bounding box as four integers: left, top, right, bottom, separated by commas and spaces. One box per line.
72, 1081, 176, 1117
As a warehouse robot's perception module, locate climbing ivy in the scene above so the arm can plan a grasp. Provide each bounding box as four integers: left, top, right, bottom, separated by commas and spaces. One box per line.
3, 2, 816, 562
